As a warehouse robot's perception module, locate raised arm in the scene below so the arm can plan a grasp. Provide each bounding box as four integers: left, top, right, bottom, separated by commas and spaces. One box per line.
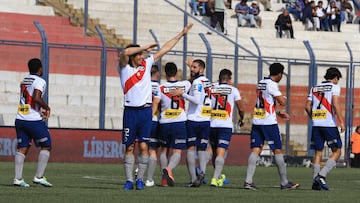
118, 44, 158, 68
153, 23, 193, 62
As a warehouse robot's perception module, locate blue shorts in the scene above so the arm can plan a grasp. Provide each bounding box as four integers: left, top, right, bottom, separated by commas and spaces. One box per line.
250, 124, 282, 150
122, 106, 152, 147
186, 121, 210, 150
209, 127, 232, 150
311, 126, 342, 150
159, 122, 187, 150
15, 119, 52, 148
149, 121, 160, 149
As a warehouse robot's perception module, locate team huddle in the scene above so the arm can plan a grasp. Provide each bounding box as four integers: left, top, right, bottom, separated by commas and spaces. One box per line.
118, 32, 246, 189
14, 23, 345, 192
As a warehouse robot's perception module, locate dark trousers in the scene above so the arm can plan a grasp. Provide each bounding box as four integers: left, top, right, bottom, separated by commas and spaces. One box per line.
210, 11, 225, 32
351, 153, 360, 168
329, 17, 341, 32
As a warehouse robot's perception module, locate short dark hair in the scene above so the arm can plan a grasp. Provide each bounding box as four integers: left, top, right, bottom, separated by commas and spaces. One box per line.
324, 67, 342, 80
318, 0, 323, 3
269, 63, 284, 76
151, 64, 159, 76
125, 44, 140, 49
28, 58, 42, 74
219, 69, 232, 82
165, 62, 177, 77
193, 59, 206, 70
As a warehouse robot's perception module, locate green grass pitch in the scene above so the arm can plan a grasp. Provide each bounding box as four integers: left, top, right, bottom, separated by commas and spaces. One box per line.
1, 162, 359, 203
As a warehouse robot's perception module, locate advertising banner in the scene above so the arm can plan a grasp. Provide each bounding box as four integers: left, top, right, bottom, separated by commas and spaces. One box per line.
0, 127, 250, 165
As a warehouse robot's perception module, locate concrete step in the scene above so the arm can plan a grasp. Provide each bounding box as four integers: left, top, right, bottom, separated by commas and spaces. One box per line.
0, 3, 55, 16
0, 12, 66, 24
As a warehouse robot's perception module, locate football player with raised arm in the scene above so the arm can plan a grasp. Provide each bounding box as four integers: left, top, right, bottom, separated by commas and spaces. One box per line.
118, 23, 193, 190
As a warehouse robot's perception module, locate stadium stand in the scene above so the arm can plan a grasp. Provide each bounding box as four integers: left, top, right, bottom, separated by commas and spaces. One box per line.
0, 1, 123, 129
65, 0, 360, 61
1, 0, 55, 16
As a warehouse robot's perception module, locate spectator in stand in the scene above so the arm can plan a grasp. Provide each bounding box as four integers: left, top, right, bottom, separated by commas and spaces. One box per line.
200, 0, 211, 16
302, 0, 316, 30
227, 0, 233, 9
326, 0, 341, 32
189, 0, 211, 16
250, 1, 262, 27
354, 0, 360, 12
285, 0, 303, 21
351, 126, 360, 168
235, 0, 256, 27
275, 9, 295, 38
335, 0, 346, 22
351, 0, 359, 27
190, 0, 200, 15
342, 0, 355, 23
258, 0, 273, 11
314, 1, 329, 31
208, 0, 230, 35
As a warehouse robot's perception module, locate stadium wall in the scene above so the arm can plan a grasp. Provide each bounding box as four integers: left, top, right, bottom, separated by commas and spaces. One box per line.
0, 126, 251, 165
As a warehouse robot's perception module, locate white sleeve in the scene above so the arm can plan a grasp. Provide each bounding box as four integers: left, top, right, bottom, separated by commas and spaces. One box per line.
34, 78, 46, 93
233, 87, 241, 101
182, 92, 202, 105
182, 80, 202, 105
268, 82, 282, 97
333, 84, 340, 96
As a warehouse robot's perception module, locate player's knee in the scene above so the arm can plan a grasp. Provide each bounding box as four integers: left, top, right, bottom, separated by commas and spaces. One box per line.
273, 149, 283, 154
41, 146, 51, 152
126, 144, 135, 152
332, 147, 342, 157
17, 147, 30, 155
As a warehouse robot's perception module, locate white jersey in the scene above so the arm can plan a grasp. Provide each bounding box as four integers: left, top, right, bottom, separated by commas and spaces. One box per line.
16, 74, 46, 121
152, 80, 161, 122
118, 55, 154, 107
186, 75, 212, 122
307, 81, 340, 127
159, 80, 191, 124
210, 83, 241, 128
252, 77, 282, 125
